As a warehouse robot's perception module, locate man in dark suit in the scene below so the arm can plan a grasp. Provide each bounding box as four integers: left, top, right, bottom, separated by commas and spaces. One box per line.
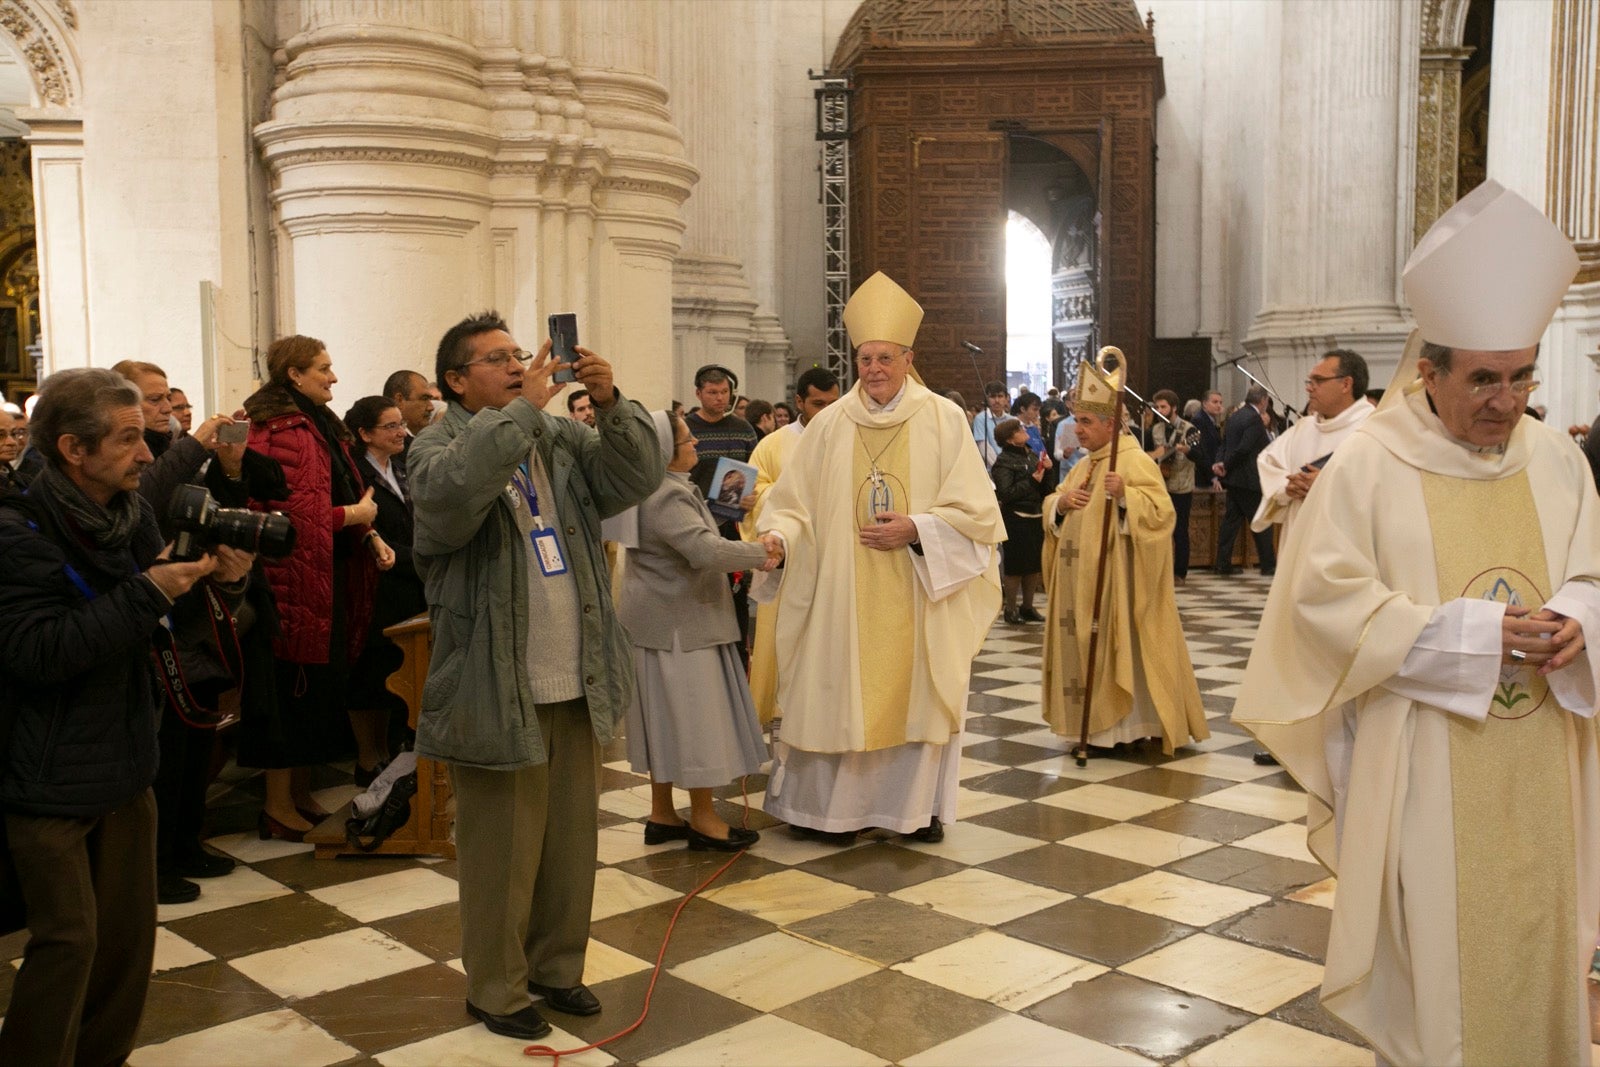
1211, 386, 1276, 576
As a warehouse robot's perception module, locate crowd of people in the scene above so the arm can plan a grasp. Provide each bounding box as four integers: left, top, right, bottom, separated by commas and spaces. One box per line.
1, 182, 1599, 1065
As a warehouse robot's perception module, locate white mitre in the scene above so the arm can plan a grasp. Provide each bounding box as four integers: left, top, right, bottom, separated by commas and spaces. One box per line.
1403, 179, 1579, 350
843, 271, 924, 348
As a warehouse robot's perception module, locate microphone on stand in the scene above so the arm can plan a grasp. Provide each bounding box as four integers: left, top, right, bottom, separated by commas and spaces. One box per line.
962, 341, 983, 354
961, 341, 996, 468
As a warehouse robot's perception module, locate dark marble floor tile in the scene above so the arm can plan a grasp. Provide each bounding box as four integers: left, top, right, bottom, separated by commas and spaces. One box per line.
1166, 846, 1328, 896
793, 842, 965, 894
777, 968, 1006, 1063
1271, 988, 1369, 1046
999, 897, 1195, 967
296, 961, 467, 1055
1214, 898, 1330, 962
962, 767, 1086, 800
1105, 767, 1238, 800
710, 773, 769, 800
967, 800, 1114, 842
595, 808, 632, 831
968, 674, 1027, 693
370, 902, 461, 961
559, 970, 758, 1063
711, 798, 782, 831
248, 852, 426, 893
599, 765, 648, 792
1251, 769, 1303, 791
961, 738, 1064, 767
980, 844, 1150, 896
1131, 802, 1280, 844
135, 959, 282, 1047
963, 707, 1042, 731
786, 897, 980, 964
1025, 970, 1254, 1061
589, 896, 777, 966
611, 848, 790, 895
164, 893, 361, 960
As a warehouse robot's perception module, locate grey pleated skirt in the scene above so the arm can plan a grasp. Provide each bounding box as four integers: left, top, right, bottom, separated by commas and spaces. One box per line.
625, 635, 768, 788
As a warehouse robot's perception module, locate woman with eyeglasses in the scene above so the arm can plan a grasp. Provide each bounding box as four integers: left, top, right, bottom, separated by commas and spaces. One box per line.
0, 407, 18, 493
344, 396, 427, 785
242, 336, 396, 841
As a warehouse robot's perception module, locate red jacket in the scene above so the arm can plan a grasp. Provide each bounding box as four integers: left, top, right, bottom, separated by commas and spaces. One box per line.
244, 383, 375, 665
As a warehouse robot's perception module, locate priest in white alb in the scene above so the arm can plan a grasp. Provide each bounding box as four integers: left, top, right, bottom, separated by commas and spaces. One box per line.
1234, 180, 1600, 1067
1250, 347, 1375, 539
740, 365, 840, 723
756, 271, 1003, 845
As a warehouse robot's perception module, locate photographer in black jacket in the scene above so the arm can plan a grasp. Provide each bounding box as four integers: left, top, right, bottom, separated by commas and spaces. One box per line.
0, 368, 254, 1066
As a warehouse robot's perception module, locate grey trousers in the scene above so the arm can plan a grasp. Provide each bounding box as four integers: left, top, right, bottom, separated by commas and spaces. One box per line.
0, 788, 158, 1067
449, 699, 601, 1015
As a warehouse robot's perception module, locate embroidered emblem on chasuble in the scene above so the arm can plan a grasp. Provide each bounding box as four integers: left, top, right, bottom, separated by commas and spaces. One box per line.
852, 422, 915, 749
1421, 470, 1576, 1066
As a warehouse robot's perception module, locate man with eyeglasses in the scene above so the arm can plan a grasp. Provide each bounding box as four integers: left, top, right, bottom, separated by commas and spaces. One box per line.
1250, 349, 1374, 543
1235, 181, 1600, 1067
408, 311, 663, 1041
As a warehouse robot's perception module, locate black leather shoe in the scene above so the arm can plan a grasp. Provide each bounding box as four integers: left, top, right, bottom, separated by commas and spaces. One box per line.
175, 848, 236, 879
527, 981, 601, 1016
789, 824, 858, 846
643, 820, 690, 845
1002, 608, 1022, 625
1018, 608, 1046, 623
467, 1000, 552, 1038
687, 825, 759, 852
157, 873, 201, 905
1252, 751, 1280, 766
904, 816, 944, 843
1213, 565, 1241, 576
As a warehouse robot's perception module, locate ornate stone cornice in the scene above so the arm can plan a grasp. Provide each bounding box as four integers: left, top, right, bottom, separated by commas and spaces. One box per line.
278, 211, 479, 238
265, 145, 496, 175
0, 0, 78, 107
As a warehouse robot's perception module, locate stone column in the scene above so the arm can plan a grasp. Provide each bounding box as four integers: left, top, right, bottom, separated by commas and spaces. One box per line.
1244, 0, 1413, 394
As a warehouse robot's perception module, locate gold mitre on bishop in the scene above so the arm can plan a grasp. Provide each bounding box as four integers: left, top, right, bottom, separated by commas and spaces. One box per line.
843, 271, 924, 348
1071, 353, 1122, 417
1403, 179, 1579, 350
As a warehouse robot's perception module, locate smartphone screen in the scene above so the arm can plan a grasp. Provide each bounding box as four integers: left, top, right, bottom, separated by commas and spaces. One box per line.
548, 313, 579, 385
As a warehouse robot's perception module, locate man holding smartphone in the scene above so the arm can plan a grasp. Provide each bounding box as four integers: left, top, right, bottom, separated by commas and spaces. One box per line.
409, 311, 663, 1041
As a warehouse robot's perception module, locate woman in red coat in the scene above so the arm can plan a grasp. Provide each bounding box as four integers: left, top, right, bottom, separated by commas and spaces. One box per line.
243, 335, 394, 840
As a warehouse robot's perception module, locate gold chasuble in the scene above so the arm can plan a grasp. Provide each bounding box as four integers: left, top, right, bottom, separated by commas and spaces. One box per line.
757, 380, 1003, 754
1234, 384, 1600, 1066
1040, 436, 1208, 753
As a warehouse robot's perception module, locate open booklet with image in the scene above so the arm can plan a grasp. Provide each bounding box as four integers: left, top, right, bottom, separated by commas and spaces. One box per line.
702, 457, 757, 523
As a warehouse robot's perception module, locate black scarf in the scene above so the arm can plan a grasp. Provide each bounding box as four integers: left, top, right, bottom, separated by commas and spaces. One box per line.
35, 462, 146, 550
288, 386, 361, 509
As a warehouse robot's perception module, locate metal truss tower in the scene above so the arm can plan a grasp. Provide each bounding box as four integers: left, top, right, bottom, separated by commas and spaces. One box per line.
811, 71, 852, 386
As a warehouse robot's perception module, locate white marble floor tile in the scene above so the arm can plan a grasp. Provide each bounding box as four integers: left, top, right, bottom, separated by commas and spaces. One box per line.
591, 867, 683, 922
152, 927, 213, 974
1201, 682, 1243, 698
981, 638, 1039, 652
309, 867, 459, 923
231, 927, 431, 999
378, 1023, 616, 1066
130, 1009, 356, 1067
955, 786, 1025, 818
701, 869, 874, 925
582, 937, 653, 986
597, 783, 655, 820
669, 931, 878, 1011
1062, 824, 1218, 866
1192, 665, 1248, 682
1186, 651, 1247, 666
975, 666, 1046, 683
983, 683, 1044, 704
956, 757, 1007, 781
1286, 877, 1337, 910
204, 830, 314, 865
596, 823, 670, 865
1173, 733, 1256, 754
898, 820, 1039, 865
904, 1014, 1154, 1067
890, 868, 1070, 925
1038, 783, 1180, 821
1233, 822, 1318, 864
1015, 755, 1147, 784
1181, 1017, 1370, 1066
640, 1015, 888, 1067
1192, 782, 1308, 822
156, 866, 294, 923
993, 703, 1047, 723
894, 930, 1106, 1010
1001, 728, 1077, 753
1089, 870, 1269, 926
976, 651, 1045, 667
1159, 752, 1280, 783
742, 829, 871, 866
1120, 933, 1323, 1014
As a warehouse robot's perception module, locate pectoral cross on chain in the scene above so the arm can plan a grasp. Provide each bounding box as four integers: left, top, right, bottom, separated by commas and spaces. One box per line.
869, 465, 893, 517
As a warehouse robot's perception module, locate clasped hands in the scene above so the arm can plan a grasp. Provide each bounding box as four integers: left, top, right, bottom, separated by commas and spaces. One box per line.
1503, 604, 1585, 676
757, 533, 785, 571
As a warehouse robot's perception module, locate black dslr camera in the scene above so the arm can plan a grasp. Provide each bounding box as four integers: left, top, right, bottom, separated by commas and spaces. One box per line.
168, 484, 297, 563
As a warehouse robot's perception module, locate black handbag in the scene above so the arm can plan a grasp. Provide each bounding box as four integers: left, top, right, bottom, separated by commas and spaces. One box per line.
344, 770, 417, 852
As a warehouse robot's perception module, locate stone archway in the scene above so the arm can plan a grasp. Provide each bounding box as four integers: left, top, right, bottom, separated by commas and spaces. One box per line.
0, 0, 85, 374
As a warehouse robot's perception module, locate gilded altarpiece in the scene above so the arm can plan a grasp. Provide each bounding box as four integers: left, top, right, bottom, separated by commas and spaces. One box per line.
0, 139, 37, 399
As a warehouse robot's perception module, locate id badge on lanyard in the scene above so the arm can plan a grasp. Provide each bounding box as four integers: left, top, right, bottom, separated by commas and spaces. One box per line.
511, 465, 569, 577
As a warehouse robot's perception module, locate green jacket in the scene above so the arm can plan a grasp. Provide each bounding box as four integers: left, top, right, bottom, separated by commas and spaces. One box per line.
408, 393, 663, 769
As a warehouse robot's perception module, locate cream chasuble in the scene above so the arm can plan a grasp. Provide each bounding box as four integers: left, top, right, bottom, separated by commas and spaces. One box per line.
1234, 384, 1600, 1066
1040, 437, 1208, 754
756, 380, 1004, 754
1251, 398, 1374, 535
741, 421, 803, 723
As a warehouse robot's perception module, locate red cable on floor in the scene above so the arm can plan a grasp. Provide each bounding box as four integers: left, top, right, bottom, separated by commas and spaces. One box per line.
522, 777, 755, 1064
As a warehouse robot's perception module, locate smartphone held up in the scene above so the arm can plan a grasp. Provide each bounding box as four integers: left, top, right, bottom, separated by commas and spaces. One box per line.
548, 313, 579, 385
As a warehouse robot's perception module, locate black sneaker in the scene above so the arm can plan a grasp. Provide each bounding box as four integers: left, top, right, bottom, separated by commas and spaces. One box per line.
157, 873, 201, 905
176, 848, 236, 879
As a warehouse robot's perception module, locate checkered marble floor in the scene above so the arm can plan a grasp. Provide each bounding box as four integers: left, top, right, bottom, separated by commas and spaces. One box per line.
3, 572, 1389, 1065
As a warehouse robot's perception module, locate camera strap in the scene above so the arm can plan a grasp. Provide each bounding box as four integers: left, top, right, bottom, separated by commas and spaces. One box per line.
150, 580, 246, 730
